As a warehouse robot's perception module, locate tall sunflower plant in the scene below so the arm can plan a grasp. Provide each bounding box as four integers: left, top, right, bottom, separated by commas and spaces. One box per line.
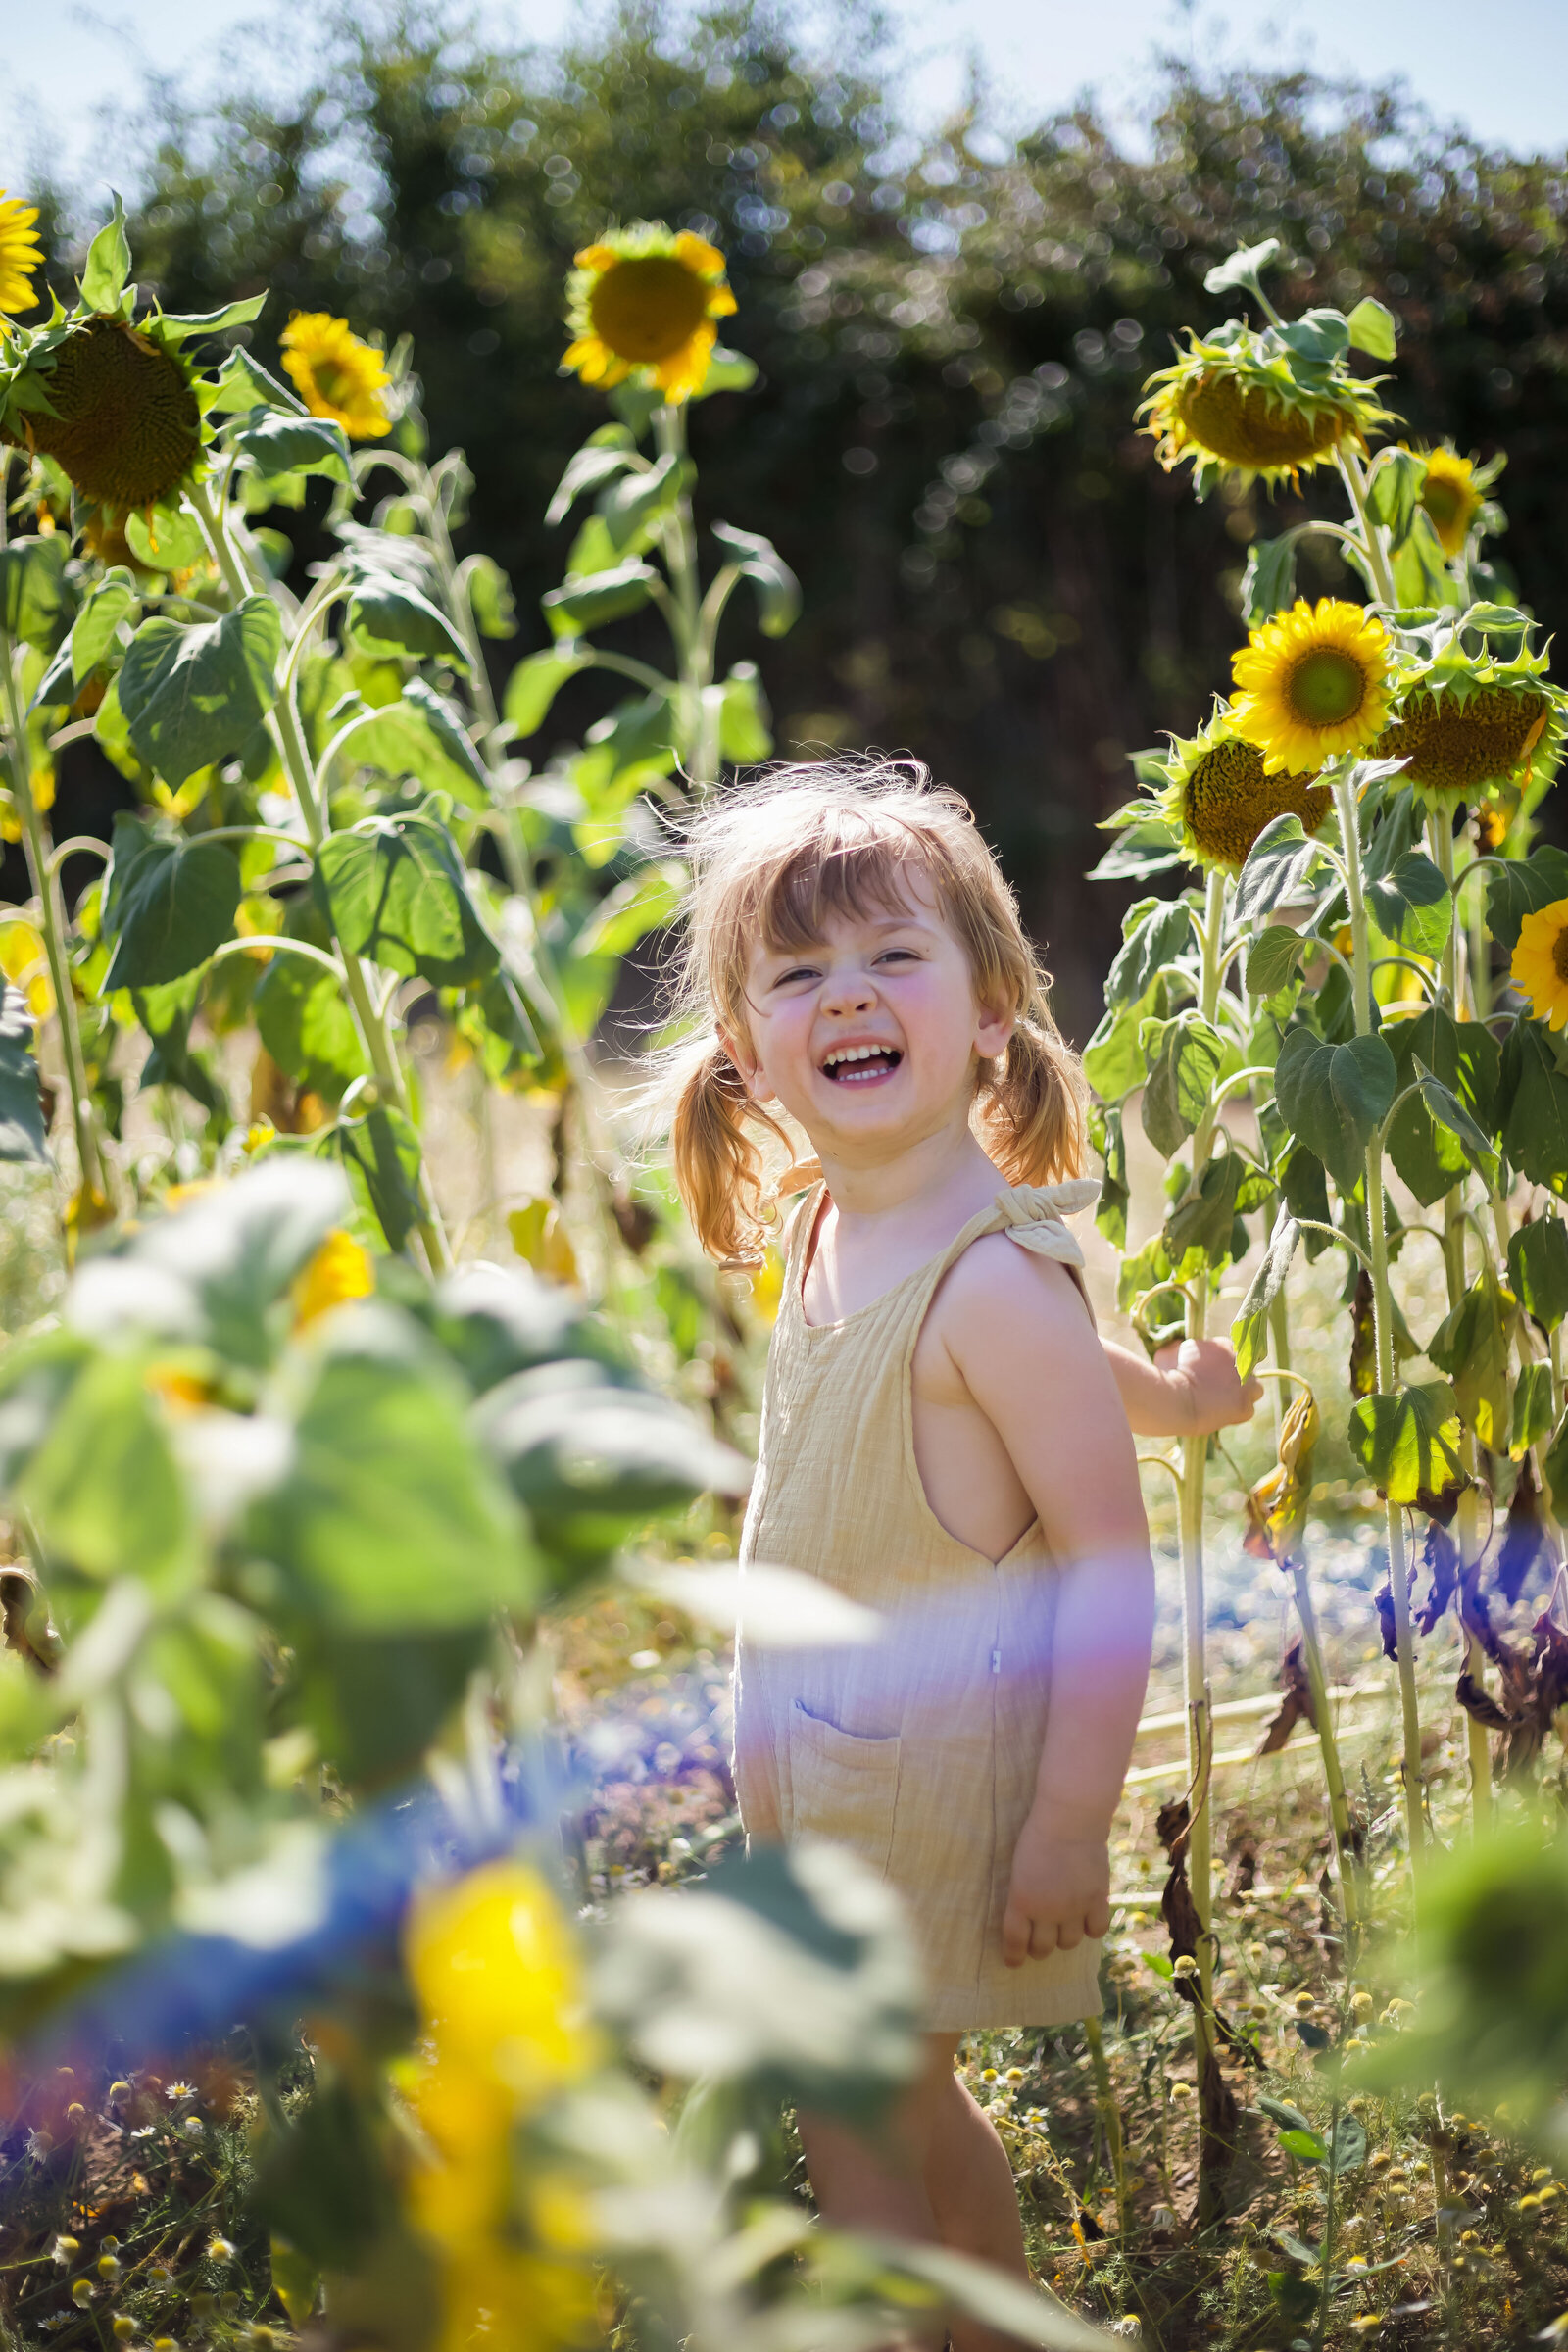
1090, 233, 1568, 2199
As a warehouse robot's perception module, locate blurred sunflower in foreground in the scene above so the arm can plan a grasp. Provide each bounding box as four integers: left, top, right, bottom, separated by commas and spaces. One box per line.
1157, 709, 1331, 870
401, 1860, 601, 2352
0, 190, 42, 318
280, 312, 391, 439
564, 222, 737, 403
1231, 598, 1394, 774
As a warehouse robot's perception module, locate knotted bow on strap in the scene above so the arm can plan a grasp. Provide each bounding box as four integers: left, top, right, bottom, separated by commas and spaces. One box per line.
991, 1178, 1102, 1266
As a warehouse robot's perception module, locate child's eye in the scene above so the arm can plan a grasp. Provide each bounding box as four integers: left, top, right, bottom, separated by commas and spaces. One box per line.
875, 948, 920, 965
772, 964, 818, 987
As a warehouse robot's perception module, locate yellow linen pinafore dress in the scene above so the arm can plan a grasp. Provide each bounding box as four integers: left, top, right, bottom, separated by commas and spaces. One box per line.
733, 1177, 1105, 2031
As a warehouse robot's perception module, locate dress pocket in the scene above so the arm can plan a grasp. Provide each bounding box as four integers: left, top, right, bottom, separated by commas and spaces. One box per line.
787, 1700, 902, 1879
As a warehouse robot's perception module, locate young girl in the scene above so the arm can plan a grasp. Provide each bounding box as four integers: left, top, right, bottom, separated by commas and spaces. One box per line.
663, 761, 1256, 2344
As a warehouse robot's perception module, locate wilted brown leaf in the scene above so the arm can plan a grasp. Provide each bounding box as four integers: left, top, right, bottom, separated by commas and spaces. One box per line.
1254, 1639, 1317, 1756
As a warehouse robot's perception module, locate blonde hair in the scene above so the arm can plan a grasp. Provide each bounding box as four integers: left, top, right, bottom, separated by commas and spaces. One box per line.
655, 758, 1085, 1263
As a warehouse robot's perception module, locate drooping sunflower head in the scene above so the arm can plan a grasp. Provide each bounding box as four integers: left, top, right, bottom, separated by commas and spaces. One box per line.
1157, 710, 1332, 871
564, 222, 738, 404
279, 312, 391, 440
1138, 321, 1396, 497
1409, 443, 1485, 561
1511, 899, 1568, 1032
0, 191, 42, 320
1231, 598, 1395, 775
4, 317, 202, 514
1373, 625, 1565, 809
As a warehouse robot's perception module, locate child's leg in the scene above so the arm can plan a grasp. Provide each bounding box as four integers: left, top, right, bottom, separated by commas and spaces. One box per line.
797, 2034, 1030, 2352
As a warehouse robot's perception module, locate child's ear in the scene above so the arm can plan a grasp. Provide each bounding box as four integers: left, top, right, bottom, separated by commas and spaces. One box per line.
717, 1023, 769, 1102
975, 999, 1015, 1062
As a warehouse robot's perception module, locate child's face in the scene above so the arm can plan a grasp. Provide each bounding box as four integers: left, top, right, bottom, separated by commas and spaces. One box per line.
724, 871, 1013, 1163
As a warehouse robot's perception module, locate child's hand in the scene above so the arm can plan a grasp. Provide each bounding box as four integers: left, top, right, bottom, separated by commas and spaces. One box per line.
1153, 1337, 1263, 1435
1001, 1809, 1111, 1965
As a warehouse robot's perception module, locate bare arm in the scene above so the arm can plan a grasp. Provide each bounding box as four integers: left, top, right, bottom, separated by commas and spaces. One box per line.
1104, 1333, 1263, 1437
945, 1251, 1156, 1964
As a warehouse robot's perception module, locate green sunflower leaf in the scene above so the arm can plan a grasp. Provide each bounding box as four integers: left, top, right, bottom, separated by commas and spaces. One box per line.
1245, 924, 1309, 996
1141, 1011, 1226, 1157
691, 346, 760, 399
1366, 850, 1452, 959
599, 449, 688, 552
313, 808, 500, 989
326, 1103, 425, 1255
1511, 1360, 1556, 1460
1232, 1207, 1300, 1382
710, 521, 802, 638
1274, 1029, 1396, 1195
504, 644, 594, 738
101, 815, 243, 992
465, 553, 516, 640
542, 561, 657, 639
1348, 1382, 1466, 1505
236, 411, 353, 488
1347, 297, 1398, 362
254, 951, 368, 1107
1410, 1058, 1498, 1188
79, 194, 131, 313
118, 598, 282, 787
1105, 898, 1194, 1010
346, 575, 471, 671
0, 534, 73, 656
1087, 1101, 1128, 1250
545, 429, 638, 526
1482, 847, 1568, 953
1507, 1216, 1568, 1333
1500, 1020, 1568, 1194
1429, 1271, 1518, 1452
1240, 534, 1298, 627
1234, 813, 1335, 925
1386, 1007, 1500, 1205
717, 660, 772, 762
70, 567, 139, 681
1085, 818, 1184, 882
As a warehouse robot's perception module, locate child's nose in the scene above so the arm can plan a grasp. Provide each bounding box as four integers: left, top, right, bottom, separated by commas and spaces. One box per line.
821, 969, 877, 1013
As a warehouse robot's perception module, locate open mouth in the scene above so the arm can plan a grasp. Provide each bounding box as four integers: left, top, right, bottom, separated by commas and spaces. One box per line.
821, 1045, 903, 1083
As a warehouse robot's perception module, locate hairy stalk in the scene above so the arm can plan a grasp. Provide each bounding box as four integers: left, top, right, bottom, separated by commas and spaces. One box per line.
1181, 864, 1226, 2216
1336, 448, 1398, 609
0, 632, 106, 1206
1336, 766, 1425, 1874
652, 402, 723, 790
185, 477, 453, 1274
1290, 1562, 1363, 1935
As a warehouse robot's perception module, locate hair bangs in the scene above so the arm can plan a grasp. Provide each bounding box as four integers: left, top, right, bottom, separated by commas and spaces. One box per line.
754, 816, 942, 957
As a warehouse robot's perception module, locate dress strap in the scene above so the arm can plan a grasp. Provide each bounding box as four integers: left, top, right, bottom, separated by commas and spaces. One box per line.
923, 1177, 1102, 1326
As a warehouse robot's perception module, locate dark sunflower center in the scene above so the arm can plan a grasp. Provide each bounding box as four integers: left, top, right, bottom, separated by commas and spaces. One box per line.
1288, 648, 1367, 728
16, 318, 200, 513
309, 356, 354, 407
1185, 736, 1331, 867
1177, 370, 1350, 470
588, 256, 710, 364
1376, 686, 1550, 797
1552, 926, 1568, 986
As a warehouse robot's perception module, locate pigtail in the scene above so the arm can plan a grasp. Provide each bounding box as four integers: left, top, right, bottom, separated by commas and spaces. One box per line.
670, 1037, 788, 1264
981, 1006, 1086, 1187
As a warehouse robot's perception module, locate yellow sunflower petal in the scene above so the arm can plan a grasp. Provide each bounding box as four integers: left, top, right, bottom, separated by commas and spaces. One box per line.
673, 231, 728, 278
0, 190, 43, 319
572, 244, 620, 274
1511, 900, 1568, 1031
279, 312, 391, 441
1231, 598, 1393, 776
651, 318, 718, 403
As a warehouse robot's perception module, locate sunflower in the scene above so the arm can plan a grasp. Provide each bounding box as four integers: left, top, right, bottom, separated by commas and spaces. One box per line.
1231, 598, 1395, 775
1410, 444, 1485, 561
1157, 710, 1332, 870
1139, 320, 1395, 497
0, 192, 42, 319
279, 313, 391, 440
5, 318, 201, 513
1510, 899, 1568, 1032
1373, 626, 1565, 808
564, 222, 737, 404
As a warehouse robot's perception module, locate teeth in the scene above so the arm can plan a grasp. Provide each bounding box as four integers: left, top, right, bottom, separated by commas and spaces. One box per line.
824, 1045, 895, 1070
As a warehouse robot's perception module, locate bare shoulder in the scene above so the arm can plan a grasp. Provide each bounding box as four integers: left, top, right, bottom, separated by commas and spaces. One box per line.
929, 1232, 1097, 1364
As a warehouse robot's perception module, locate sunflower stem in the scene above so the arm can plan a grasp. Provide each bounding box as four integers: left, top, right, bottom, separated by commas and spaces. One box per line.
1334, 765, 1426, 1879
1336, 446, 1399, 610
1180, 863, 1228, 2220
0, 632, 107, 1210
653, 402, 721, 790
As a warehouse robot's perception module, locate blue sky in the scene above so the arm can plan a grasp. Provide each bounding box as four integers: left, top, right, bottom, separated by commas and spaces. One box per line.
9, 0, 1567, 205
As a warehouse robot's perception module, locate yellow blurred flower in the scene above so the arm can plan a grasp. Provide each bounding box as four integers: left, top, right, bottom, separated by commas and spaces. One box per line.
509, 1199, 578, 1286
403, 1862, 600, 2352
564, 223, 737, 404
1412, 443, 1484, 560
749, 1246, 784, 1325
291, 1229, 374, 1327
280, 313, 391, 440
1232, 599, 1394, 776
1511, 898, 1568, 1032
0, 764, 54, 844
0, 914, 51, 1017
0, 191, 42, 318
